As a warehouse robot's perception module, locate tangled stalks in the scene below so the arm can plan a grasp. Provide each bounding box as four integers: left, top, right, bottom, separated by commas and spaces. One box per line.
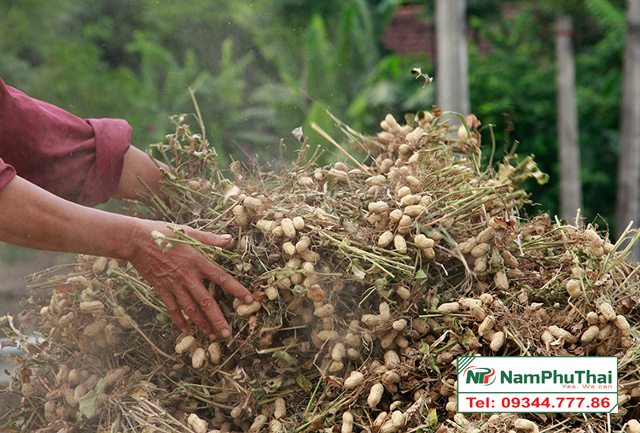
2, 109, 640, 433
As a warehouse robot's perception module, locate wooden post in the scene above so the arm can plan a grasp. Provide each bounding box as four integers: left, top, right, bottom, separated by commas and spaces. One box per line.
616, 0, 640, 259
436, 0, 469, 119
555, 15, 582, 222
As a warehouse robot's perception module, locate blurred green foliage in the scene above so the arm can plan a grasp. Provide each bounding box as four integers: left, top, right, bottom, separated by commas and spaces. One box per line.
465, 0, 625, 226
0, 0, 630, 228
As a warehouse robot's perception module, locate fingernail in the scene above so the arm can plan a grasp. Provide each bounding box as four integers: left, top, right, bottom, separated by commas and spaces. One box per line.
221, 328, 231, 338
209, 333, 217, 340
244, 295, 254, 304
221, 234, 232, 241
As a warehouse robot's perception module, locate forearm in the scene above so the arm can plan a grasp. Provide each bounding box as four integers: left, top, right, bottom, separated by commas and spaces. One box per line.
0, 175, 253, 339
112, 145, 168, 200
0, 176, 141, 260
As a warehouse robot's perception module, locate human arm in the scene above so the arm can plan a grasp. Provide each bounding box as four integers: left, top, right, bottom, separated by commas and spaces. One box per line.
112, 145, 168, 200
0, 78, 253, 338
0, 175, 253, 339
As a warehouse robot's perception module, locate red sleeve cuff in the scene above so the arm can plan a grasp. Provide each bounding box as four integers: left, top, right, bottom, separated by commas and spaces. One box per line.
0, 159, 16, 192
77, 119, 132, 207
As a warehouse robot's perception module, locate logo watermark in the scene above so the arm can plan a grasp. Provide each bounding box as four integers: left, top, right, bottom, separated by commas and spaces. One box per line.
457, 356, 618, 413
463, 366, 497, 386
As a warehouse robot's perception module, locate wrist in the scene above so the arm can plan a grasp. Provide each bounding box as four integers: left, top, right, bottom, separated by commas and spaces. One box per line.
122, 218, 159, 263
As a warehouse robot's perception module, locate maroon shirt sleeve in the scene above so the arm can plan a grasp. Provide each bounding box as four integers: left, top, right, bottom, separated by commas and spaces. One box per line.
0, 78, 132, 207
0, 156, 17, 191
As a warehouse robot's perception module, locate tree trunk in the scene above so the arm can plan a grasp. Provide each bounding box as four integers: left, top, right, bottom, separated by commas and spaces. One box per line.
436, 0, 469, 117
554, 15, 582, 222
616, 0, 640, 259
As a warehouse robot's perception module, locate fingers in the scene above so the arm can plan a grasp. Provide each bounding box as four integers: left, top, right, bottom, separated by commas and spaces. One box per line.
188, 282, 231, 339
171, 286, 218, 339
157, 289, 190, 333
203, 262, 253, 304
186, 228, 234, 248
134, 224, 249, 339
160, 282, 231, 340
187, 228, 252, 303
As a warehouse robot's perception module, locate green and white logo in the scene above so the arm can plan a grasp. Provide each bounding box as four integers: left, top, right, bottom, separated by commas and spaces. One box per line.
459, 356, 496, 386
464, 366, 497, 385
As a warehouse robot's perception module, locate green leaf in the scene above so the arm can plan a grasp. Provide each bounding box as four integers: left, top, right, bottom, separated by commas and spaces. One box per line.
426, 408, 438, 426
296, 374, 313, 393
418, 340, 430, 355
462, 327, 480, 349
347, 261, 367, 281
273, 350, 297, 367
586, 0, 624, 37
78, 390, 99, 420
78, 378, 109, 420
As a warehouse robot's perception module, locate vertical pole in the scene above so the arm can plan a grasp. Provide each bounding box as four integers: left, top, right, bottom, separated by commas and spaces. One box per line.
616, 0, 640, 259
555, 15, 582, 222
436, 0, 469, 118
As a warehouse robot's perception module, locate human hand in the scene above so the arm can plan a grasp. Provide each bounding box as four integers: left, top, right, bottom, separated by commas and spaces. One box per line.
128, 220, 252, 339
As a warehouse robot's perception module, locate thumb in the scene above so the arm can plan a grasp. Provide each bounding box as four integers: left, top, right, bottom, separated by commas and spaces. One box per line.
188, 229, 234, 248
